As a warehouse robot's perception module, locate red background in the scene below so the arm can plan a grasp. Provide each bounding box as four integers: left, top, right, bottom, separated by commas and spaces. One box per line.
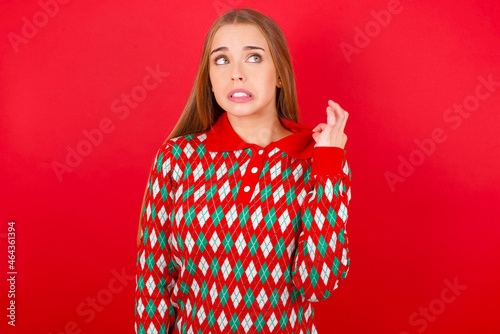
1, 0, 499, 333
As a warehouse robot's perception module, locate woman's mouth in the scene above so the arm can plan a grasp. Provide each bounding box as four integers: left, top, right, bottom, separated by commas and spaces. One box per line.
227, 89, 254, 103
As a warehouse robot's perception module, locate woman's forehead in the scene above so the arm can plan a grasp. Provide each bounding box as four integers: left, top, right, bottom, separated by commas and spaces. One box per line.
211, 24, 267, 49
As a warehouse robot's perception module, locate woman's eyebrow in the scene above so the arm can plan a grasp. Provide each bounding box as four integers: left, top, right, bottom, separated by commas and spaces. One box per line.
210, 46, 265, 56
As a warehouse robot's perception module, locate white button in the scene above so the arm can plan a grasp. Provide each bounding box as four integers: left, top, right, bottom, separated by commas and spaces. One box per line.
258, 150, 264, 155
251, 167, 258, 173
244, 186, 250, 192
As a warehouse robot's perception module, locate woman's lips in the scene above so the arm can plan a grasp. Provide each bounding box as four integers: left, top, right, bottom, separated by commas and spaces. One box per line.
227, 88, 254, 102
228, 95, 254, 102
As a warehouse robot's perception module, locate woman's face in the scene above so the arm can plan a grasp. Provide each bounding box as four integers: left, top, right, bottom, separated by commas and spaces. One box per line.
209, 23, 280, 118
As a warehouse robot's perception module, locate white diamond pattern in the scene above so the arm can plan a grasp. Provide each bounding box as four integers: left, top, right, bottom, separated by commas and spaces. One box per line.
339, 202, 347, 222
271, 263, 282, 284
194, 184, 205, 202
246, 261, 257, 282
218, 179, 230, 200
279, 209, 291, 233
216, 162, 227, 180
158, 206, 167, 225
225, 204, 238, 228
149, 228, 157, 248
193, 162, 204, 181
222, 258, 231, 280
235, 233, 247, 255
157, 254, 166, 274
261, 236, 272, 258
267, 312, 277, 331
307, 235, 316, 262
136, 297, 144, 317
152, 178, 160, 198
136, 132, 352, 333
162, 158, 171, 178
321, 262, 331, 285
217, 310, 228, 330
199, 256, 209, 275
292, 164, 303, 182
273, 184, 285, 203
251, 207, 263, 230
185, 232, 194, 253
325, 179, 333, 202
270, 160, 281, 181
197, 205, 210, 227
209, 231, 221, 252
232, 286, 242, 307
257, 288, 268, 308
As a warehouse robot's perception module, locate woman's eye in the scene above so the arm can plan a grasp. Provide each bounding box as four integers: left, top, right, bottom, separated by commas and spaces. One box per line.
249, 54, 261, 62
214, 56, 228, 65
213, 54, 262, 65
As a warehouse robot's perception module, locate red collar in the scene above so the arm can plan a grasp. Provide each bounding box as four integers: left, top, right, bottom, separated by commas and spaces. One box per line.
204, 112, 316, 159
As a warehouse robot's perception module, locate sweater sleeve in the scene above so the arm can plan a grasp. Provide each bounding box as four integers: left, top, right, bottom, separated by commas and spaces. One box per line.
291, 146, 352, 302
135, 143, 178, 334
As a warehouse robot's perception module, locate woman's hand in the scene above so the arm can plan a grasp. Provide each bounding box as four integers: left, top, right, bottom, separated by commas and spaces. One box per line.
312, 100, 349, 149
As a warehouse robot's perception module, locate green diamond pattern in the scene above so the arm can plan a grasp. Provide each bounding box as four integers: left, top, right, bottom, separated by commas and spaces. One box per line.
259, 160, 270, 180
219, 284, 230, 307
269, 288, 279, 308
223, 232, 234, 254
211, 206, 224, 227
255, 313, 265, 332
206, 184, 217, 200
182, 185, 194, 202
184, 206, 196, 227
259, 262, 270, 284
317, 235, 327, 258
228, 161, 239, 177
210, 258, 220, 277
196, 232, 207, 252
135, 131, 352, 333
233, 260, 244, 282
229, 313, 241, 333
158, 229, 167, 251
282, 166, 292, 182
248, 234, 259, 256
205, 163, 215, 181
264, 207, 277, 231
302, 208, 313, 231
260, 184, 272, 202
160, 183, 168, 202
279, 310, 289, 330
274, 237, 285, 259
285, 185, 296, 205
238, 205, 249, 228
243, 287, 255, 309
339, 228, 345, 245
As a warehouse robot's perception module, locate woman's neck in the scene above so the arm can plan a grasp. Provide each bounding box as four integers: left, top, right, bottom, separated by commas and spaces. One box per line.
226, 111, 294, 147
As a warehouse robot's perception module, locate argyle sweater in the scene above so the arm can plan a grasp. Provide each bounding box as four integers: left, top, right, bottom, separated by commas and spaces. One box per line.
135, 112, 352, 334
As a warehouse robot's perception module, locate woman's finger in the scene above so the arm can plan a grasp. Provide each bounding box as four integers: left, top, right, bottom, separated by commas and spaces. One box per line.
313, 123, 327, 132
330, 101, 349, 135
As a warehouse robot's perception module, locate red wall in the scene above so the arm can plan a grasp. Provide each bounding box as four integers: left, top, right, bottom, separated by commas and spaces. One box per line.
1, 1, 499, 333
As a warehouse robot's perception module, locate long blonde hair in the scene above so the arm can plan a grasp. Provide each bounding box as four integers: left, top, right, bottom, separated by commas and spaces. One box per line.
137, 8, 302, 247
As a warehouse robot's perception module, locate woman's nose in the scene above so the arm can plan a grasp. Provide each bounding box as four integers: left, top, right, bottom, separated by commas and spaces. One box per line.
231, 63, 245, 82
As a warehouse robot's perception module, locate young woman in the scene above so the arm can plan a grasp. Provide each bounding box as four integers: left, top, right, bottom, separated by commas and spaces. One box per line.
135, 8, 351, 334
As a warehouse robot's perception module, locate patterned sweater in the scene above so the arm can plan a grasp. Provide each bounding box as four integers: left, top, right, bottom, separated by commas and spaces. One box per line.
135, 111, 352, 334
